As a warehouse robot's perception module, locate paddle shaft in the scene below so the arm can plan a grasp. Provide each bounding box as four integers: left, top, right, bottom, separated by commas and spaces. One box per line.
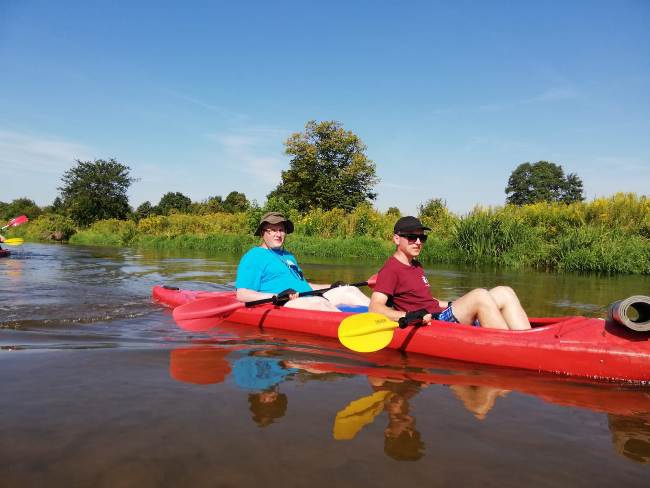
1, 215, 29, 231
172, 277, 376, 323
244, 280, 371, 308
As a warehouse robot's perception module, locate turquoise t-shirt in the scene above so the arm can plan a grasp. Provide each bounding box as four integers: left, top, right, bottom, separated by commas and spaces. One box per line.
235, 247, 312, 294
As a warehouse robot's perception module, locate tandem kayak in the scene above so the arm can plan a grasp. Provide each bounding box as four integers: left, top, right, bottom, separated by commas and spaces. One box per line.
153, 285, 650, 383
0, 249, 10, 258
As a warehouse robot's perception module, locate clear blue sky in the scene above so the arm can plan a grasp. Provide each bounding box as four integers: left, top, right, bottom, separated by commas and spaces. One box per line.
1, 0, 648, 214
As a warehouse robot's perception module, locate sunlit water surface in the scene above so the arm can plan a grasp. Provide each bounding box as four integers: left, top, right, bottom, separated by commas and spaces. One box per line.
1, 243, 649, 487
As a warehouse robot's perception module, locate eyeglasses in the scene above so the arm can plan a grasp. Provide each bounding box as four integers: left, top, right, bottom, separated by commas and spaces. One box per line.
398, 233, 428, 243
287, 261, 305, 280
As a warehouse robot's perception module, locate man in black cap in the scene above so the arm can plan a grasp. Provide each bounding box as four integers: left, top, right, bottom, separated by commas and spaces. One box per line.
369, 216, 531, 330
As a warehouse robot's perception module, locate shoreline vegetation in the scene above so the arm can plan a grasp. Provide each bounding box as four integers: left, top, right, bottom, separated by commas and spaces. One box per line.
10, 193, 650, 275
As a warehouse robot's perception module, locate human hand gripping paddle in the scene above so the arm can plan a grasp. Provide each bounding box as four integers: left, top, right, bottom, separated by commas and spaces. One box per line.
338, 310, 429, 353
173, 275, 378, 332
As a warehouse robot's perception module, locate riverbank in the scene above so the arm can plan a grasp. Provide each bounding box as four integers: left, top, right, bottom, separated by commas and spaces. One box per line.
11, 193, 650, 274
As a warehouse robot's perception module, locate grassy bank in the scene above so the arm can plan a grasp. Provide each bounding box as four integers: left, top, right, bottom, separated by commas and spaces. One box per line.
12, 193, 650, 274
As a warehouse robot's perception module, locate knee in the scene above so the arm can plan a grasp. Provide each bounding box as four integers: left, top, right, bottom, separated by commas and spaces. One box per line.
490, 286, 517, 301
468, 288, 493, 306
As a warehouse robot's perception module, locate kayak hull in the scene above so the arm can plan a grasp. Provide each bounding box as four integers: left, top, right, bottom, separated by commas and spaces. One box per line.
153, 286, 650, 383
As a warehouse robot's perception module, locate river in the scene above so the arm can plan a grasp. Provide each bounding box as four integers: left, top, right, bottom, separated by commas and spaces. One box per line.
1, 242, 649, 487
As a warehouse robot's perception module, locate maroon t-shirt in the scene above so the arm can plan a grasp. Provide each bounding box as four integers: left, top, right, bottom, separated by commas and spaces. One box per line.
374, 256, 443, 314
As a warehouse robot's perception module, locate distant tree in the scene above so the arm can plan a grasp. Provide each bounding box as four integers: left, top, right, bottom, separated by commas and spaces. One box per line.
50, 196, 65, 214
561, 173, 585, 204
222, 191, 249, 213
205, 195, 224, 213
505, 161, 584, 205
134, 201, 155, 221
58, 158, 134, 226
0, 197, 42, 221
418, 198, 447, 220
268, 120, 379, 212
157, 192, 192, 215
386, 207, 401, 217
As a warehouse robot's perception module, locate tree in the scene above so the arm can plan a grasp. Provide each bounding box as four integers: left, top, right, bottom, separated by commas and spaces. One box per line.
505, 161, 584, 205
156, 192, 192, 215
134, 201, 155, 221
418, 198, 447, 220
59, 158, 134, 226
0, 197, 42, 221
268, 120, 379, 212
222, 191, 249, 213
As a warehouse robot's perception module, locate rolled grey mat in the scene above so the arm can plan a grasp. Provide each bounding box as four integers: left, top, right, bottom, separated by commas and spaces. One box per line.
608, 295, 650, 332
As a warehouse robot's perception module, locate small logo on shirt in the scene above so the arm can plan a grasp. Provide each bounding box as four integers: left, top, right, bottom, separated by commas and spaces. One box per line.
422, 275, 430, 287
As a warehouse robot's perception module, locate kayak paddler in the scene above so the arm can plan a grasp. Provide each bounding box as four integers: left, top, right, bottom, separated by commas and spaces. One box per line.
369, 216, 531, 330
235, 211, 370, 311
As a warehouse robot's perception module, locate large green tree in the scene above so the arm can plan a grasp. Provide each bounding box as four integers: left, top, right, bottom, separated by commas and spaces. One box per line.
268, 120, 379, 212
505, 161, 584, 205
59, 158, 134, 226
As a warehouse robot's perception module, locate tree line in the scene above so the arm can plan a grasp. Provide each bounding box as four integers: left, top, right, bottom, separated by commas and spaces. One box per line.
1, 120, 586, 227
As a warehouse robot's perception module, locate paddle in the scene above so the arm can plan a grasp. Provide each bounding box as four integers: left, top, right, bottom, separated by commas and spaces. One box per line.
173, 275, 378, 331
2, 238, 24, 246
338, 313, 405, 352
1, 215, 29, 231
333, 390, 393, 440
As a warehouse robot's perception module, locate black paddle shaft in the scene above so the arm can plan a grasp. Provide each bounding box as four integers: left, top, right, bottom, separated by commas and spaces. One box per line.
244, 280, 370, 308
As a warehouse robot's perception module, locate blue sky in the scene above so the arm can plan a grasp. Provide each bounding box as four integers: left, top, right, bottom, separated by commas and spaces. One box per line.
1, 0, 648, 214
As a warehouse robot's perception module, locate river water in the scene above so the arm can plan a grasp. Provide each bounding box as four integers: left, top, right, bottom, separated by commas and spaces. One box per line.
1, 242, 649, 487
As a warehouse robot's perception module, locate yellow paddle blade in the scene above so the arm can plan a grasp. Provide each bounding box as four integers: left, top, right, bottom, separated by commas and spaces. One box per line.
333, 390, 393, 440
3, 238, 23, 246
338, 313, 399, 352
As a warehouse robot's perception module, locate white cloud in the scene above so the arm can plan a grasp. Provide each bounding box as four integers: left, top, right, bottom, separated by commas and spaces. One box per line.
207, 127, 289, 186
0, 130, 93, 176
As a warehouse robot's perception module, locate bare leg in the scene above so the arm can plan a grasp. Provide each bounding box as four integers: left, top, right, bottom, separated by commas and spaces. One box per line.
322, 286, 370, 307
284, 296, 340, 311
488, 286, 531, 330
451, 288, 509, 330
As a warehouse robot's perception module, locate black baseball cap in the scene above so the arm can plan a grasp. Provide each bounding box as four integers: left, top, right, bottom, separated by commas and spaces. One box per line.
393, 216, 431, 234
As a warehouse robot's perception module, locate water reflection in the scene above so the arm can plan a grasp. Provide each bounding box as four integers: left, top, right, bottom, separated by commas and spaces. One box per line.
167, 343, 650, 463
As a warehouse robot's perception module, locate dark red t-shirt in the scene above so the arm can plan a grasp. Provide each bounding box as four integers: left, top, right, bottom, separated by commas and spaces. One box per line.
374, 256, 443, 314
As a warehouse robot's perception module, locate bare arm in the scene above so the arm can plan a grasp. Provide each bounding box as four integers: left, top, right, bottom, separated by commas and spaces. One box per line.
308, 283, 330, 291
369, 291, 407, 322
236, 288, 274, 303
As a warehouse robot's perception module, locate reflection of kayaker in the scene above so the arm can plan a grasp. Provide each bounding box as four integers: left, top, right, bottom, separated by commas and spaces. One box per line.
231, 350, 299, 428
608, 414, 650, 464
333, 377, 426, 461
448, 385, 510, 421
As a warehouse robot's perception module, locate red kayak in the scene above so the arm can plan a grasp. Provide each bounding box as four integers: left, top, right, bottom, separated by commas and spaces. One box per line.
0, 249, 10, 258
153, 286, 650, 383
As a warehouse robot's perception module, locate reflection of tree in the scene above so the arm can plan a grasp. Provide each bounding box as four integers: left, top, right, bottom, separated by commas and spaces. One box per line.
608, 414, 650, 464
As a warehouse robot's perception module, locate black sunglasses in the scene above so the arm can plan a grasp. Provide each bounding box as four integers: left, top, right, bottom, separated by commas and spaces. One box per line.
398, 233, 428, 243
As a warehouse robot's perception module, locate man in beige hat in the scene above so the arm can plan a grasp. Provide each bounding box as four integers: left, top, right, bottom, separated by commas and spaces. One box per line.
235, 212, 369, 311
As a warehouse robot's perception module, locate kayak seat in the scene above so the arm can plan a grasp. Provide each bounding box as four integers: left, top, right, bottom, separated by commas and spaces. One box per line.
338, 305, 369, 313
